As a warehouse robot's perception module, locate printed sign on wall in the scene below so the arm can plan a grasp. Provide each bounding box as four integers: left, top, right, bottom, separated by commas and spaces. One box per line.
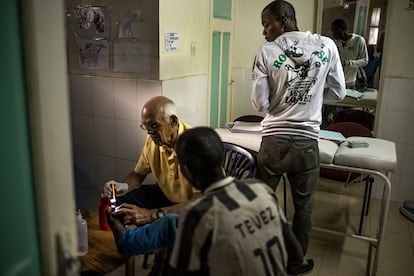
165, 30, 179, 52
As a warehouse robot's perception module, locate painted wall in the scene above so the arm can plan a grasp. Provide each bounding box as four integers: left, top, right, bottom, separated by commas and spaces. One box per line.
233, 0, 317, 69
230, 0, 317, 120
159, 0, 210, 80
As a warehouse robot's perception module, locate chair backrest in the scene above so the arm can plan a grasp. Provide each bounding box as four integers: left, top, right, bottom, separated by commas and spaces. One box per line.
326, 122, 373, 138
233, 115, 264, 123
332, 109, 375, 131
222, 142, 256, 179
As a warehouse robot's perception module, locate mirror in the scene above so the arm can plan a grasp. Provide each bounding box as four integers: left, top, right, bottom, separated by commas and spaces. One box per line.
319, 0, 388, 129
320, 0, 387, 89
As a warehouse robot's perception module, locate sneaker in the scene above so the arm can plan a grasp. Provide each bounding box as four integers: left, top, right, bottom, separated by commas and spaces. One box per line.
287, 259, 314, 276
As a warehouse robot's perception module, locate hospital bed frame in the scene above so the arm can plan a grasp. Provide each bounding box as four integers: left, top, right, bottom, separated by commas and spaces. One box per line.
215, 128, 396, 276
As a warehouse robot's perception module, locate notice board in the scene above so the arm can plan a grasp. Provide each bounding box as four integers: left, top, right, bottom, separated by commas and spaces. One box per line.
65, 0, 159, 79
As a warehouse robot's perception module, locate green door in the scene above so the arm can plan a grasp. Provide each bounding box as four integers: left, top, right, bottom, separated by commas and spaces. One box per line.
210, 31, 231, 128
0, 1, 41, 275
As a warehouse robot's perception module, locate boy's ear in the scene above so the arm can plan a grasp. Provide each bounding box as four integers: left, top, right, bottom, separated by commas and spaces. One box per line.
281, 15, 287, 26
181, 164, 193, 183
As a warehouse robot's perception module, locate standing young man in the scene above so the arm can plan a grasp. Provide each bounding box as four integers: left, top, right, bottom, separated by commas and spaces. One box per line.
251, 1, 346, 275
331, 18, 368, 88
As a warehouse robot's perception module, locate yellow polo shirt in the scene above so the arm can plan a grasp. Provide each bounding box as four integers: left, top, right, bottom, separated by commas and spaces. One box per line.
134, 122, 195, 203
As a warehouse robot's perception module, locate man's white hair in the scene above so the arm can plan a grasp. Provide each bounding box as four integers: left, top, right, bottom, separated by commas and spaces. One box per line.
161, 102, 178, 121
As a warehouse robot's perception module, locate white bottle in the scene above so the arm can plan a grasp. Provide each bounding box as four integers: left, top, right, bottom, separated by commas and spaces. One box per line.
76, 209, 88, 256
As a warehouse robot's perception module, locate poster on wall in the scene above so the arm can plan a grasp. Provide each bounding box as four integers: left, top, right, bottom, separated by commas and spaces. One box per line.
78, 39, 109, 70
114, 41, 151, 73
118, 10, 141, 38
75, 5, 110, 38
164, 30, 179, 52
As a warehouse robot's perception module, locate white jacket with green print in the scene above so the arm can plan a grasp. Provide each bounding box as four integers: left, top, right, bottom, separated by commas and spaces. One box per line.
252, 31, 346, 140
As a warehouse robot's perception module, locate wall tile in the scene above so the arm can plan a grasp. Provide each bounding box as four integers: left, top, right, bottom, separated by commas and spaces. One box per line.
173, 78, 189, 117
400, 144, 414, 177
386, 78, 414, 112
137, 80, 162, 113
94, 155, 116, 192
73, 150, 96, 184
398, 174, 414, 202
115, 159, 156, 185
194, 76, 208, 110
71, 114, 94, 152
114, 78, 137, 120
142, 174, 156, 185
166, 76, 208, 127
194, 76, 208, 124
115, 158, 136, 182
94, 117, 115, 156
137, 130, 148, 154
395, 142, 404, 175
377, 110, 409, 143
70, 75, 93, 115
115, 119, 139, 160
162, 79, 177, 105
92, 76, 114, 118
406, 117, 414, 145
380, 77, 392, 111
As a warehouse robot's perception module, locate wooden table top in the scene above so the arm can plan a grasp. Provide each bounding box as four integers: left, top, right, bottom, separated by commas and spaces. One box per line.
80, 209, 132, 274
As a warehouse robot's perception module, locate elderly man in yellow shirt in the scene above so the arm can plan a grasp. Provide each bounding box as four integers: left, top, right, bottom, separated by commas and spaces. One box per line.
103, 96, 200, 274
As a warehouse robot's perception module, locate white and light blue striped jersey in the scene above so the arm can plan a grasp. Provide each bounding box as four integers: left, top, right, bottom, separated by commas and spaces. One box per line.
170, 177, 294, 276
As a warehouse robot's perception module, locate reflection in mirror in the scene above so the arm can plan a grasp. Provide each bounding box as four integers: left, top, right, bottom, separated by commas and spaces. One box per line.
319, 0, 388, 130
320, 0, 387, 90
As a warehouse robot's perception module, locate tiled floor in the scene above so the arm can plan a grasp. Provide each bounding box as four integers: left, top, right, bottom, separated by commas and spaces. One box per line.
85, 178, 414, 276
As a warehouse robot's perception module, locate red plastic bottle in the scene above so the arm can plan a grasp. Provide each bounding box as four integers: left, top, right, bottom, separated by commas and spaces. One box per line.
98, 194, 111, 231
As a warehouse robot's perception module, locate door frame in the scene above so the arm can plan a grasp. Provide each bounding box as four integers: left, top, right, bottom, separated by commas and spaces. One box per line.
208, 0, 234, 128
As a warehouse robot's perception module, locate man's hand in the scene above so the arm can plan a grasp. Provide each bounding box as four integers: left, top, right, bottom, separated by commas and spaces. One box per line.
113, 203, 153, 225
104, 181, 129, 197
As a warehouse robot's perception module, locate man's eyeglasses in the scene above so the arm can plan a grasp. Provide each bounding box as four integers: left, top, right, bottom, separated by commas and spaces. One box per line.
140, 122, 161, 131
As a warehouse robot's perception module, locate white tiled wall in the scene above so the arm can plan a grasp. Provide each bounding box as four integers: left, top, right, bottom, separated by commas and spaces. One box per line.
372, 77, 414, 202
70, 74, 208, 199
162, 75, 209, 127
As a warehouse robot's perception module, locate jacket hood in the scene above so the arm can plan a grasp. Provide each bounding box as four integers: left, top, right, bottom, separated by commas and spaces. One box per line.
274, 31, 320, 65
